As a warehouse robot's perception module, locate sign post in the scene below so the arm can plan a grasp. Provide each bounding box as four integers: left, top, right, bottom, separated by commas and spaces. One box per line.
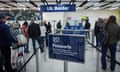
64, 61, 68, 72
48, 34, 85, 72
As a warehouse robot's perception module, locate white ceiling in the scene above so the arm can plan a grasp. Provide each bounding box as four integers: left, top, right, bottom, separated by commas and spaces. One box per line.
0, 0, 120, 10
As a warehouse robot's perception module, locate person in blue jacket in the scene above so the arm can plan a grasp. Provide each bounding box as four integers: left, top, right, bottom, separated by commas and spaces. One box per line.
0, 14, 19, 72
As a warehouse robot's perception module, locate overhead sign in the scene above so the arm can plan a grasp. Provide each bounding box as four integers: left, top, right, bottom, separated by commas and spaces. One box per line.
48, 34, 85, 63
40, 4, 76, 12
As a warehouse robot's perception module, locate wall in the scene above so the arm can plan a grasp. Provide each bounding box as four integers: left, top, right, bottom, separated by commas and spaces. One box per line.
43, 10, 119, 30
43, 12, 64, 33
64, 10, 119, 29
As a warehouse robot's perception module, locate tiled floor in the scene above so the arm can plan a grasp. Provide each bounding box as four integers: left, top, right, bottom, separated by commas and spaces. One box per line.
11, 38, 120, 72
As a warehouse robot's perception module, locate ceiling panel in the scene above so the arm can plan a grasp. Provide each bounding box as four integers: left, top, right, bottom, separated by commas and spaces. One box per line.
0, 0, 120, 10
93, 2, 109, 7
82, 2, 95, 7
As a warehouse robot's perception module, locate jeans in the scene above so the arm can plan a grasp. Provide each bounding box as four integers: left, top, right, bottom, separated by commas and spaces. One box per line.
101, 43, 116, 71
96, 35, 101, 47
31, 36, 41, 53
24, 39, 29, 52
40, 36, 45, 49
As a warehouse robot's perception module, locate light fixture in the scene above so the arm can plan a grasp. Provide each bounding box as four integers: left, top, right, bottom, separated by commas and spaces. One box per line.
56, 0, 61, 4
38, 7, 40, 10
94, 3, 99, 6
93, 7, 100, 10
109, 7, 119, 10
69, 0, 76, 4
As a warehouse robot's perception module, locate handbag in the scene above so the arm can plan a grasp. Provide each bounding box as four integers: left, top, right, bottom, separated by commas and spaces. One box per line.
17, 34, 27, 45
0, 49, 5, 66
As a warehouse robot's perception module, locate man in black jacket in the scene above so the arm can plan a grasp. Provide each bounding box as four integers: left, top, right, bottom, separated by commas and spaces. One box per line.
0, 14, 19, 72
28, 19, 43, 53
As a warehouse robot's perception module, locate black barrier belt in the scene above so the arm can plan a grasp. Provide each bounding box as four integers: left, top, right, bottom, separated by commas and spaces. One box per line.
12, 45, 38, 72
86, 40, 120, 66
14, 47, 39, 72
12, 45, 36, 72
16, 53, 35, 72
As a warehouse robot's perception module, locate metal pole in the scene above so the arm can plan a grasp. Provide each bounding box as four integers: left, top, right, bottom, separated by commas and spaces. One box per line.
36, 50, 39, 72
64, 61, 68, 72
44, 47, 47, 61
96, 50, 99, 72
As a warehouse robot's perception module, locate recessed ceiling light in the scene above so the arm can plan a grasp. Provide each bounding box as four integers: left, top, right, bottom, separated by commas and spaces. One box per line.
93, 7, 100, 10
109, 7, 119, 10
94, 3, 99, 6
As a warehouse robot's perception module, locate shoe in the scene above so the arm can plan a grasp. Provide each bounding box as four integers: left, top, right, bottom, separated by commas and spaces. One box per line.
102, 67, 106, 71
10, 68, 17, 72
110, 69, 115, 72
101, 68, 106, 72
40, 49, 44, 53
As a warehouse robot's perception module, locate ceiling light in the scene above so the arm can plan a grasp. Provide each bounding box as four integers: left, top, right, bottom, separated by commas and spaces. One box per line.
94, 3, 99, 6
9, 8, 11, 11
23, 8, 26, 10
0, 8, 4, 10
109, 7, 119, 10
17, 3, 25, 7
56, 0, 61, 4
38, 7, 40, 11
93, 7, 100, 10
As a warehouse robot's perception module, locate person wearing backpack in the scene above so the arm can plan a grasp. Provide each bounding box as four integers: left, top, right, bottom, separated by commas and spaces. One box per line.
101, 15, 120, 72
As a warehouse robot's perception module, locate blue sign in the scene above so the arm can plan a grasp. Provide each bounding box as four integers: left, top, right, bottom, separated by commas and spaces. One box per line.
49, 34, 85, 63
63, 26, 84, 35
40, 4, 76, 12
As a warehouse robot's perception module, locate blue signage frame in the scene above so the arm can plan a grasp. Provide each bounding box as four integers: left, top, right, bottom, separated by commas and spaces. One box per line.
48, 34, 85, 63
40, 4, 76, 12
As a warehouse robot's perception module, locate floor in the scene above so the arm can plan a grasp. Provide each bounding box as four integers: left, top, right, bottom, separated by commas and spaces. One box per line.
12, 38, 120, 72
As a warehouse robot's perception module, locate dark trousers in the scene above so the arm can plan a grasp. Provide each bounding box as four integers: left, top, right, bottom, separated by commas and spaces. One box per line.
0, 46, 13, 72
40, 36, 45, 49
101, 43, 116, 71
31, 36, 41, 52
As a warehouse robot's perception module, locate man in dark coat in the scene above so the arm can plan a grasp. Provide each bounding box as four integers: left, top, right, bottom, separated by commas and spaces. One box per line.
0, 14, 18, 72
28, 19, 43, 53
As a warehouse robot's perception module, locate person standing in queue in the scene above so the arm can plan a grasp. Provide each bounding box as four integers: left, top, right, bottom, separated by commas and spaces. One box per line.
84, 17, 91, 39
0, 14, 21, 72
94, 18, 105, 47
101, 15, 120, 72
22, 20, 29, 53
28, 19, 42, 53
56, 20, 62, 33
39, 20, 46, 52
46, 21, 52, 46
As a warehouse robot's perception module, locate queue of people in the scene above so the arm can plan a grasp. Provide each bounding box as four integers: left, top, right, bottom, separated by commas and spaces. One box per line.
94, 15, 120, 72
0, 14, 52, 72
0, 13, 120, 72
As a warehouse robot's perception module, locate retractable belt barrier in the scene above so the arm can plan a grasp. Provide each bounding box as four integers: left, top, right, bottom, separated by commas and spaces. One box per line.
86, 40, 120, 66
16, 53, 35, 72
12, 46, 38, 72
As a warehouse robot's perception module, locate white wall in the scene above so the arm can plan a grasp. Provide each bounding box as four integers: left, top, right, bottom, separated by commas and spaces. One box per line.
43, 12, 64, 33
43, 10, 119, 30
64, 10, 119, 29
